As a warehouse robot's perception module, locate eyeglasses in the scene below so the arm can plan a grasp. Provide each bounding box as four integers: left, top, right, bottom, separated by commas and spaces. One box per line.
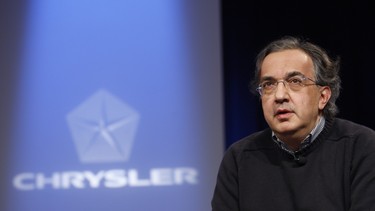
256, 75, 320, 96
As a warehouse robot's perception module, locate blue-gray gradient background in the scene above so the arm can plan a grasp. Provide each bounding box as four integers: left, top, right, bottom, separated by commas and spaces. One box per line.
1, 1, 225, 211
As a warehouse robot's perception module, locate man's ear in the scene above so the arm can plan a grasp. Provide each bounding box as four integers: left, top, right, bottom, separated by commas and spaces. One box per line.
318, 86, 331, 110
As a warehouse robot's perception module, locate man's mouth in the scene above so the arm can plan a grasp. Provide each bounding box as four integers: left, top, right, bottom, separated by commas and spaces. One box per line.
275, 109, 293, 119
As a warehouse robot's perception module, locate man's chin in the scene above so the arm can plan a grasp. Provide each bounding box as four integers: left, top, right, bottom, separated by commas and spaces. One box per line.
270, 122, 297, 135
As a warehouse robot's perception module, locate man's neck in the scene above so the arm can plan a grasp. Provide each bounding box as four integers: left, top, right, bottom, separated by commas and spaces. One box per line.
274, 116, 324, 151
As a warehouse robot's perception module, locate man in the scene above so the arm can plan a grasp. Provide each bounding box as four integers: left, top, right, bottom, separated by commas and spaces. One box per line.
211, 36, 375, 210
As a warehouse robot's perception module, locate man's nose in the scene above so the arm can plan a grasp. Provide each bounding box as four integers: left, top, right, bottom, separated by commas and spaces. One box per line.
274, 81, 289, 101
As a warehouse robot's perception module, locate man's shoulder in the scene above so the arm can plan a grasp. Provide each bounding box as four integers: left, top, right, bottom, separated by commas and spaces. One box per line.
228, 128, 276, 152
329, 118, 375, 150
332, 118, 375, 137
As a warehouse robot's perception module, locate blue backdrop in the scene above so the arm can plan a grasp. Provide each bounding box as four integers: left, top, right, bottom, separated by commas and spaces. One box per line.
5, 1, 223, 210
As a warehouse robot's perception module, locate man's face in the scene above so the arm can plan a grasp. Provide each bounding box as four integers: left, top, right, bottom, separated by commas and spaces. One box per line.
259, 49, 330, 142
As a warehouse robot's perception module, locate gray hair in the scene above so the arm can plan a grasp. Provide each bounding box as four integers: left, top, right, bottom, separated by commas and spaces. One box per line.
250, 36, 341, 119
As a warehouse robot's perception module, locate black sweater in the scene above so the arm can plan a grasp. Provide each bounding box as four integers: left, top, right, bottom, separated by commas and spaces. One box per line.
211, 118, 375, 211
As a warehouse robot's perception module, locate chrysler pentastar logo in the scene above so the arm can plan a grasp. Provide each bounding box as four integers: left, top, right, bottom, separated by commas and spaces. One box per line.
66, 89, 140, 163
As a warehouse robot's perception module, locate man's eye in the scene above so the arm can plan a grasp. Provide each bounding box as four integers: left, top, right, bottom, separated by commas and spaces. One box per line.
262, 81, 274, 88
287, 77, 303, 84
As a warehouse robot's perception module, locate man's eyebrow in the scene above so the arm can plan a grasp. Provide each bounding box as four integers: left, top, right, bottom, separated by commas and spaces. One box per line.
285, 71, 304, 78
260, 71, 304, 82
259, 76, 276, 82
